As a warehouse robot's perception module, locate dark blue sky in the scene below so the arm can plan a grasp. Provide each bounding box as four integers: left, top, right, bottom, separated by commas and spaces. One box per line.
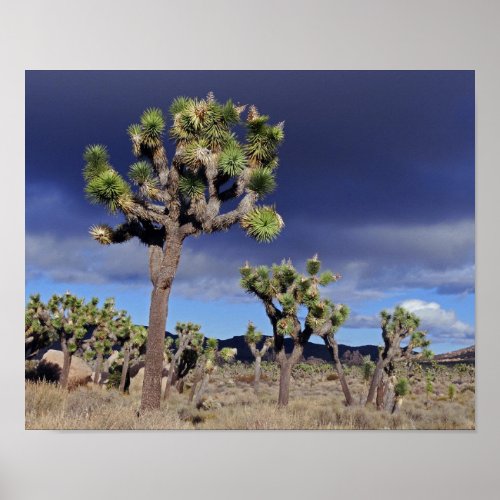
25, 71, 475, 353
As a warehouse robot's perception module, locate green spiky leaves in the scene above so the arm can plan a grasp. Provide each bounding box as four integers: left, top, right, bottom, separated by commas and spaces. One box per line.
83, 144, 110, 181
140, 108, 165, 147
129, 161, 155, 185
277, 317, 294, 336
395, 378, 410, 397
245, 321, 263, 345
179, 173, 206, 199
85, 169, 131, 212
246, 115, 285, 163
89, 224, 113, 245
169, 96, 190, 116
248, 167, 276, 197
306, 255, 321, 276
241, 206, 284, 242
218, 143, 246, 176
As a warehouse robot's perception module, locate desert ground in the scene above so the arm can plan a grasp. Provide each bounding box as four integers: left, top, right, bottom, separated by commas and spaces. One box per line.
25, 360, 475, 430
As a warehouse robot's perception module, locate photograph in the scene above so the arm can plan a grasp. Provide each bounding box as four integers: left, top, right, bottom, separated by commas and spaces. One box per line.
25, 70, 475, 430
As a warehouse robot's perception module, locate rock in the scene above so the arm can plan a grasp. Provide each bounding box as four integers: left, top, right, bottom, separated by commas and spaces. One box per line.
128, 366, 169, 396
105, 350, 120, 370
39, 349, 92, 388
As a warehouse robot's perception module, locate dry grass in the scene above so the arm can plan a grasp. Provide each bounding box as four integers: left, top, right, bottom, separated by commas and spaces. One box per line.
25, 363, 475, 430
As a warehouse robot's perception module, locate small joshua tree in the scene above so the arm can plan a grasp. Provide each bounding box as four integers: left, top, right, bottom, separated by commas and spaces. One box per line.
114, 315, 147, 393
83, 298, 121, 384
392, 377, 410, 414
188, 338, 236, 408
240, 255, 349, 407
83, 94, 285, 411
25, 293, 97, 389
425, 372, 434, 406
244, 321, 273, 393
366, 306, 432, 410
25, 294, 52, 359
448, 383, 456, 402
163, 322, 203, 401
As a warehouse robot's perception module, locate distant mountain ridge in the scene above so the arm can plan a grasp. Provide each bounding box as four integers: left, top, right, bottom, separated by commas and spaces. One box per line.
433, 345, 475, 364
164, 331, 379, 362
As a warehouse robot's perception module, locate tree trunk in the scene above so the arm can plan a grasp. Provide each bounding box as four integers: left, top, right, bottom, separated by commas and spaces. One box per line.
254, 355, 262, 393
376, 378, 386, 410
60, 340, 72, 390
276, 342, 303, 408
323, 335, 354, 406
189, 365, 203, 403
119, 347, 130, 393
392, 396, 403, 414
163, 358, 177, 401
366, 360, 385, 406
93, 353, 103, 384
278, 361, 292, 407
140, 238, 182, 412
194, 373, 210, 408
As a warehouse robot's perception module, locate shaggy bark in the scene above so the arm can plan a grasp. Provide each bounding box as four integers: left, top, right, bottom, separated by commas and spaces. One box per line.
193, 373, 210, 408
367, 360, 386, 405
276, 342, 303, 407
119, 346, 130, 393
141, 237, 183, 412
60, 339, 72, 390
93, 353, 103, 384
323, 335, 354, 406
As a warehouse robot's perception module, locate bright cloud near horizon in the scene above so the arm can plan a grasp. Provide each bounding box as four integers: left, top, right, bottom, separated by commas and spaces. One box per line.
25, 71, 475, 354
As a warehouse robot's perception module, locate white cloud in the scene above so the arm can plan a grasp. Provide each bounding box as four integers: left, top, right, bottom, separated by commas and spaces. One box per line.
400, 299, 474, 344
345, 299, 474, 346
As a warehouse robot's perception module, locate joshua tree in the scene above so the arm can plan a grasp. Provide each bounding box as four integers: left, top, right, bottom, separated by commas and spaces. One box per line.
163, 322, 203, 401
83, 298, 121, 384
392, 377, 410, 414
448, 383, 456, 402
425, 372, 434, 406
240, 255, 349, 407
83, 94, 285, 411
25, 294, 52, 359
25, 293, 97, 389
244, 322, 273, 393
366, 306, 432, 410
189, 338, 236, 408
114, 315, 147, 393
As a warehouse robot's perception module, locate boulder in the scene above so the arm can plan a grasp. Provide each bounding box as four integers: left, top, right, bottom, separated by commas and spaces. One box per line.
129, 366, 169, 396
39, 349, 92, 388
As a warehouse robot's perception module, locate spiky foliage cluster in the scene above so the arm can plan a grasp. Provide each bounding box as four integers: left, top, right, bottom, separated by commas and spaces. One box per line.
244, 321, 264, 345
84, 93, 285, 249
394, 377, 410, 397
83, 298, 123, 362
362, 356, 376, 382
114, 315, 147, 356
240, 256, 346, 341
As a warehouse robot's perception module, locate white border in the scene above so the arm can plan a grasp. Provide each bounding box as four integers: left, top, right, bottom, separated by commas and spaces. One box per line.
1, 1, 499, 499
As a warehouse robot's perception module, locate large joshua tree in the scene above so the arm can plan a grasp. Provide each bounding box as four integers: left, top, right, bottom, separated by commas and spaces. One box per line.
240, 256, 349, 407
365, 306, 432, 409
244, 321, 273, 393
83, 93, 285, 411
